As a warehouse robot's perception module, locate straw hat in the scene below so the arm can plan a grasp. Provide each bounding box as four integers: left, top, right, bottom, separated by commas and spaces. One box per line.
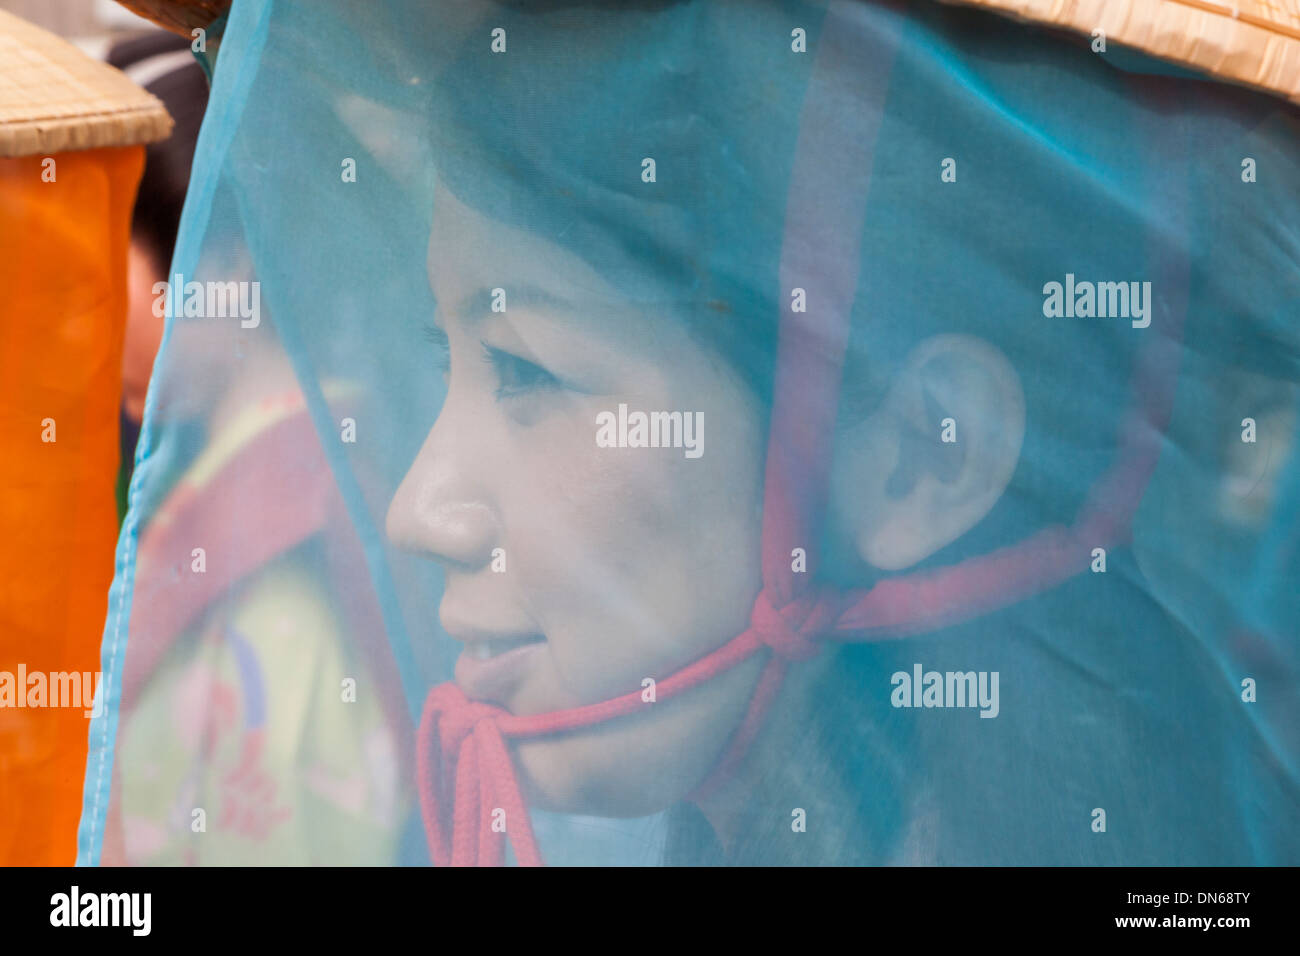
0, 8, 172, 158
114, 0, 229, 38
943, 0, 1300, 106
117, 0, 1297, 107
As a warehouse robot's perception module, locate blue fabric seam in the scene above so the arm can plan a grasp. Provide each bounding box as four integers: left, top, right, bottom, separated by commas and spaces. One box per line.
75, 0, 275, 867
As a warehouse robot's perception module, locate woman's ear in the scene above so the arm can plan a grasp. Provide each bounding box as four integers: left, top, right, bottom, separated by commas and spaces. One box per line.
832, 334, 1025, 571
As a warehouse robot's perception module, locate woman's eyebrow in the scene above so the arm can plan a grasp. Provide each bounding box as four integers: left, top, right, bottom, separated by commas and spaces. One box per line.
451, 284, 570, 323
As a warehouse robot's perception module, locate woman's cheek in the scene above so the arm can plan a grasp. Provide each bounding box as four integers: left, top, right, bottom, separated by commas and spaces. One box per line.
495, 409, 641, 700
505, 383, 760, 705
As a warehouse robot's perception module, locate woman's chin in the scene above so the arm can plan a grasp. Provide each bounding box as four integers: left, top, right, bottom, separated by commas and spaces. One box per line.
513, 728, 693, 818
513, 686, 753, 818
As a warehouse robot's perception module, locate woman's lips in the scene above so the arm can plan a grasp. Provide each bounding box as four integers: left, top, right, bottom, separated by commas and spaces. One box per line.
454, 635, 546, 705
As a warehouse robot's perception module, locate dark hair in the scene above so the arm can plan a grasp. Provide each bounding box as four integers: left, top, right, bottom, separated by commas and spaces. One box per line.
108, 31, 210, 267
421, 0, 1298, 863
656, 7, 1299, 864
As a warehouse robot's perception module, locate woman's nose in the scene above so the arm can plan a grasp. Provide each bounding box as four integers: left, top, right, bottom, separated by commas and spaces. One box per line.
386, 415, 498, 571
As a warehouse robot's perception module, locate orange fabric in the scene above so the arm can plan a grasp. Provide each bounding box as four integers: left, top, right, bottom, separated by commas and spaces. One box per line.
0, 146, 144, 865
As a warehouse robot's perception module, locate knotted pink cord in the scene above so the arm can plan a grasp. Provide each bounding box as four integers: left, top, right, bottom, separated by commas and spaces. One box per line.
416, 587, 844, 866
416, 427, 1170, 867
416, 12, 1187, 867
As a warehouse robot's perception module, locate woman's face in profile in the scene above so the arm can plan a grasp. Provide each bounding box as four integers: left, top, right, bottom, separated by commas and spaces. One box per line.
386, 183, 771, 815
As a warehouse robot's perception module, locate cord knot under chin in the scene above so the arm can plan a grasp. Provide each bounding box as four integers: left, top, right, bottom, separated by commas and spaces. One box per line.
425, 681, 507, 751
748, 587, 835, 662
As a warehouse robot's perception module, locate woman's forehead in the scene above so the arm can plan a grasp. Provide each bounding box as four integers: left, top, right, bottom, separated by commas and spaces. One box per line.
428, 181, 600, 295
428, 176, 709, 329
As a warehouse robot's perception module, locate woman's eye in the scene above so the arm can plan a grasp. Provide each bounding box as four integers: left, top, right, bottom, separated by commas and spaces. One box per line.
482, 344, 560, 399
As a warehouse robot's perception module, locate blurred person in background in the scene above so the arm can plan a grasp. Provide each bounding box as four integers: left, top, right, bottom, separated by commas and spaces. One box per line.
105, 28, 208, 516
94, 27, 407, 866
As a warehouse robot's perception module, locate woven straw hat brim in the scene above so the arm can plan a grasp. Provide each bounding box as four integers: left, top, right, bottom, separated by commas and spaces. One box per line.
0, 8, 173, 159
943, 0, 1300, 106
114, 0, 230, 39
116, 0, 1299, 107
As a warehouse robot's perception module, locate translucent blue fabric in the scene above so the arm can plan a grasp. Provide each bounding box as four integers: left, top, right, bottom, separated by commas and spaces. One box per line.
80, 0, 1299, 865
